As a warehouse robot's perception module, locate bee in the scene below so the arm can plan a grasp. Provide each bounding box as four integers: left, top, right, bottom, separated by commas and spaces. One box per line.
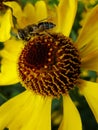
17, 21, 56, 41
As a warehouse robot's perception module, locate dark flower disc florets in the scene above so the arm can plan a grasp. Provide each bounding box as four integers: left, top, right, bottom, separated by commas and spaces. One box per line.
18, 33, 81, 97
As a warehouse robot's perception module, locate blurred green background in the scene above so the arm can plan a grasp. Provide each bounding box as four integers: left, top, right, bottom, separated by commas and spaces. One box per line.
0, 0, 98, 130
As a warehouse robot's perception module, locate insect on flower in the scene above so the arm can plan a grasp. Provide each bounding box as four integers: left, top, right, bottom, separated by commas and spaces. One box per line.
17, 19, 56, 41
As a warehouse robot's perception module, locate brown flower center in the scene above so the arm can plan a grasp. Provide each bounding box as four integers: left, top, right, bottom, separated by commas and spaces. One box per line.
18, 33, 81, 97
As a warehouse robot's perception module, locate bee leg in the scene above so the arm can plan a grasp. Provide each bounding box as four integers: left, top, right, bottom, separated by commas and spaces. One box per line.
31, 32, 39, 37
35, 32, 45, 36
44, 31, 54, 37
25, 37, 31, 41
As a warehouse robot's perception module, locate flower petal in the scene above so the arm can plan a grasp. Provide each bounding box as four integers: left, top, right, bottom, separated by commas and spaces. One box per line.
0, 38, 24, 85
0, 90, 52, 130
0, 9, 12, 42
3, 1, 23, 19
23, 3, 36, 25
0, 60, 19, 85
79, 79, 98, 122
75, 5, 98, 72
75, 5, 98, 55
57, 0, 77, 36
81, 50, 98, 72
35, 1, 48, 21
3, 1, 26, 28
58, 94, 82, 130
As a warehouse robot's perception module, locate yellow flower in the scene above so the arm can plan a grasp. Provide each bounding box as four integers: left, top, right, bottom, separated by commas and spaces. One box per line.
0, 1, 98, 130
79, 0, 98, 33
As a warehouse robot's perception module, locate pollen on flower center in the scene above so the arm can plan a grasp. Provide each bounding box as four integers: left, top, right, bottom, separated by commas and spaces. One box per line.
18, 33, 81, 97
